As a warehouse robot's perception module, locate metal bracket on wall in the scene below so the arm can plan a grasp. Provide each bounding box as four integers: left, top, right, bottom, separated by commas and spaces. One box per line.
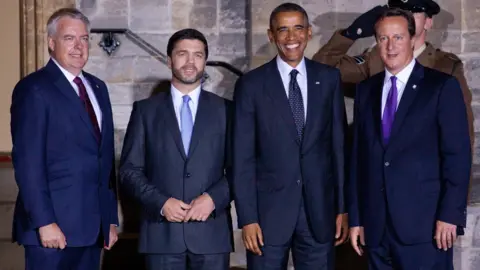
90, 28, 244, 77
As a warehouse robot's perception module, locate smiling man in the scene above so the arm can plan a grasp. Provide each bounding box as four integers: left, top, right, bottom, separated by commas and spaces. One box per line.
348, 8, 470, 269
11, 8, 118, 270
232, 3, 347, 269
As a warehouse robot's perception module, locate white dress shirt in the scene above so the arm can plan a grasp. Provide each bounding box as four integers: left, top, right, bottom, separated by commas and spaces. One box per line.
381, 58, 416, 118
170, 84, 201, 130
52, 58, 102, 130
276, 55, 308, 119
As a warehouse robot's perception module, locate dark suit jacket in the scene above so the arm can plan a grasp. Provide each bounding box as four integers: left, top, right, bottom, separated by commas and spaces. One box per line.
119, 90, 233, 254
232, 57, 346, 245
348, 61, 471, 246
11, 59, 118, 247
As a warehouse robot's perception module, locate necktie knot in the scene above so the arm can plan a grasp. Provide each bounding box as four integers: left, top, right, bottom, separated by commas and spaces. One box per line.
390, 76, 397, 86
73, 76, 82, 85
182, 95, 191, 104
290, 69, 299, 79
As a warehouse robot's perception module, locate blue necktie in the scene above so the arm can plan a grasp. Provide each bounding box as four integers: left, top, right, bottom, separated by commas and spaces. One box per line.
382, 76, 398, 145
181, 95, 193, 155
289, 69, 305, 140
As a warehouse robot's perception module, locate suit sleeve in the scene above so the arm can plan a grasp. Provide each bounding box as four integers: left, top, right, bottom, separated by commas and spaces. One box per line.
118, 102, 169, 220
347, 83, 362, 227
109, 159, 119, 226
205, 101, 233, 214
10, 82, 56, 229
232, 77, 259, 228
331, 69, 346, 214
437, 77, 471, 228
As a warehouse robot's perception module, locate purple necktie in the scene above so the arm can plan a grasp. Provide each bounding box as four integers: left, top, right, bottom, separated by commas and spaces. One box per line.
382, 76, 397, 145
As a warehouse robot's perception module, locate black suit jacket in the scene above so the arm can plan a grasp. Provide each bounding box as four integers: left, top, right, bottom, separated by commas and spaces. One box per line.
119, 89, 233, 254
232, 57, 346, 245
348, 62, 471, 246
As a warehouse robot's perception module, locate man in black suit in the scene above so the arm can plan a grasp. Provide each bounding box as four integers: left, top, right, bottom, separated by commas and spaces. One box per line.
232, 3, 348, 269
119, 28, 232, 270
348, 8, 471, 269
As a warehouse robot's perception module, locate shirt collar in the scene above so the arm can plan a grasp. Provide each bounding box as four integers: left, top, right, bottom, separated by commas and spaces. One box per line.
276, 55, 307, 77
384, 58, 416, 85
171, 83, 202, 106
414, 43, 427, 58
51, 57, 85, 83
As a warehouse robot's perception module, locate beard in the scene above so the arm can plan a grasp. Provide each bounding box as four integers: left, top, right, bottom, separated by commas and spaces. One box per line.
172, 65, 204, 85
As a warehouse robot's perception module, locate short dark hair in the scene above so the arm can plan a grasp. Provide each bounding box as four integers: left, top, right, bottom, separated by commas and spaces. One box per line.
167, 28, 208, 59
374, 8, 416, 38
269, 2, 309, 29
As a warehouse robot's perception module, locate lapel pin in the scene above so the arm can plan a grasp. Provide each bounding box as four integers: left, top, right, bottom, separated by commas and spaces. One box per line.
412, 84, 417, 89
315, 81, 320, 85
96, 85, 99, 89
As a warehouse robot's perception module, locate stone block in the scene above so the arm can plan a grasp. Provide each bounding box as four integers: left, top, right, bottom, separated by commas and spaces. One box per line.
464, 0, 480, 31
130, 0, 170, 32
0, 203, 14, 240
189, 5, 217, 31
220, 0, 247, 30
0, 242, 24, 270
172, 0, 194, 30
86, 0, 128, 29
432, 2, 461, 31
132, 57, 171, 83
87, 56, 135, 84
463, 32, 480, 54
193, 0, 216, 6
470, 248, 480, 270
428, 30, 462, 55
251, 0, 292, 33
114, 128, 126, 159
465, 57, 480, 90
112, 105, 133, 130
0, 164, 17, 203
216, 33, 247, 55
107, 83, 135, 105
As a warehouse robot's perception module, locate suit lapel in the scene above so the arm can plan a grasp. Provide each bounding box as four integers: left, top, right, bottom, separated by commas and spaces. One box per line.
46, 60, 99, 143
301, 59, 322, 150
162, 92, 187, 160
187, 90, 210, 157
265, 58, 300, 145
371, 73, 385, 148
388, 62, 424, 142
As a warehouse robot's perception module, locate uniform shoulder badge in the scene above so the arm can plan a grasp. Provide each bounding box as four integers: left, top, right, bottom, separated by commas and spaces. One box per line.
353, 55, 365, 65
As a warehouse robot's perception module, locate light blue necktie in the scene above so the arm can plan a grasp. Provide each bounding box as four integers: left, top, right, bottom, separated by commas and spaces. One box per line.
180, 95, 193, 155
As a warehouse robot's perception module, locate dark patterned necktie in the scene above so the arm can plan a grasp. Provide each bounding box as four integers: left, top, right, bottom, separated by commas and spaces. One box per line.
73, 77, 101, 142
382, 76, 398, 145
289, 69, 305, 140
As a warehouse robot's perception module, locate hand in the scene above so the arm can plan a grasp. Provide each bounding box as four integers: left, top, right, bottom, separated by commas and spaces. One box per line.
343, 5, 388, 40
242, 223, 264, 256
184, 193, 215, 222
38, 223, 67, 249
162, 198, 192, 222
349, 226, 365, 256
435, 220, 457, 251
104, 225, 118, 250
335, 213, 349, 246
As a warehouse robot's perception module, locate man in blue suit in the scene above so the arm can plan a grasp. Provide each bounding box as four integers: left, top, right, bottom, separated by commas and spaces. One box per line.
119, 28, 232, 270
348, 8, 471, 269
10, 8, 118, 270
232, 3, 348, 269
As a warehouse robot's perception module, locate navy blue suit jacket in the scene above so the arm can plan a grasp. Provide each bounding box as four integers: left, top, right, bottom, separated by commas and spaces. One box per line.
11, 60, 118, 247
232, 57, 346, 245
119, 90, 233, 254
348, 62, 471, 246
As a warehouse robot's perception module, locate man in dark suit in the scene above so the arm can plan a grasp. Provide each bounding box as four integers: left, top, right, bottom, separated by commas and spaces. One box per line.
10, 8, 119, 270
119, 28, 232, 270
348, 8, 471, 269
232, 3, 347, 269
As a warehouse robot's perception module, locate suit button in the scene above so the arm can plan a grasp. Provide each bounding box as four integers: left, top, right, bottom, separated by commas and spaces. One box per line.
297, 179, 301, 185
384, 162, 390, 167
185, 173, 191, 178
380, 187, 385, 192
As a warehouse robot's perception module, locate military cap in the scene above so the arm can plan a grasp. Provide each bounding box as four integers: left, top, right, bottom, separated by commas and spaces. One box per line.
388, 0, 440, 17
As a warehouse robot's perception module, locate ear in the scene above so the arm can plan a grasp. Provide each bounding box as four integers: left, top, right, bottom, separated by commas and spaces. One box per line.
167, 56, 172, 70
307, 25, 312, 41
424, 17, 433, 31
267, 28, 274, 43
48, 37, 55, 53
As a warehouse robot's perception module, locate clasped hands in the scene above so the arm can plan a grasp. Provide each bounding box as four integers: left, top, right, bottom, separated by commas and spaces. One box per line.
162, 193, 215, 222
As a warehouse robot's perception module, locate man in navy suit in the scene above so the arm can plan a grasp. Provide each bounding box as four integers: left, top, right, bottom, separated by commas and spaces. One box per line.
348, 8, 471, 269
232, 3, 348, 269
119, 28, 232, 270
10, 8, 118, 270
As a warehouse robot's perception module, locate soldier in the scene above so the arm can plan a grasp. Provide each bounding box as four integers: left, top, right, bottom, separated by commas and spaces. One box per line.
312, 0, 473, 146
